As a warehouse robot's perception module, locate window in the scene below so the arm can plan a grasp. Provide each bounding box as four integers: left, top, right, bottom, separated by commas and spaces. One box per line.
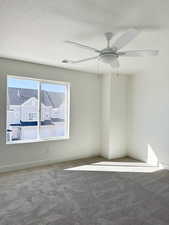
7, 76, 70, 144
28, 112, 37, 121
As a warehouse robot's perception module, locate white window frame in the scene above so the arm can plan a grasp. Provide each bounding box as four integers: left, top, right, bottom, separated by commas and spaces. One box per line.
6, 75, 70, 144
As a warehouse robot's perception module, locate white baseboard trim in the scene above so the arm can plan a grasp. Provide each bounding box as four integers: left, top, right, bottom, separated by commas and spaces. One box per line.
0, 154, 100, 174
160, 163, 169, 170
1, 155, 168, 174
0, 159, 60, 173
101, 151, 127, 160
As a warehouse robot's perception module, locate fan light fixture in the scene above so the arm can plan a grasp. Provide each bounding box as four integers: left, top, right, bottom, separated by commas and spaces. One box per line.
62, 29, 159, 69
98, 49, 118, 64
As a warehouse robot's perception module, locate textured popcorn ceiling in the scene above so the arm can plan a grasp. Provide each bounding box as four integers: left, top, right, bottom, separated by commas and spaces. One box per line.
0, 0, 168, 74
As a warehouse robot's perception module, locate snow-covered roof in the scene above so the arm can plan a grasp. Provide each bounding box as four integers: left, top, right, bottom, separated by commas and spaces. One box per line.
8, 87, 64, 107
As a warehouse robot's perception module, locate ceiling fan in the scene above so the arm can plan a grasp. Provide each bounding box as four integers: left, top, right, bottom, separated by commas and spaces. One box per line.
62, 29, 159, 68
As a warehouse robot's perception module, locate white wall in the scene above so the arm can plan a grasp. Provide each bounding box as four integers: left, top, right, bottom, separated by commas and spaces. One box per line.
110, 75, 128, 158
101, 29, 169, 166
101, 74, 111, 158
101, 73, 128, 159
127, 29, 169, 166
1, 30, 169, 171
0, 58, 101, 172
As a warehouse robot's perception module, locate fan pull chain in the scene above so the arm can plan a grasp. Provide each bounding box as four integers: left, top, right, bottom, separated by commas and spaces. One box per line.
97, 59, 100, 75
116, 67, 119, 77
111, 67, 119, 77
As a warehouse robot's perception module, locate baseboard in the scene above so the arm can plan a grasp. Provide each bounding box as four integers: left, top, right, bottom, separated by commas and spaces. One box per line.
1, 154, 166, 174
160, 163, 169, 170
0, 153, 100, 174
0, 158, 61, 173
101, 151, 127, 160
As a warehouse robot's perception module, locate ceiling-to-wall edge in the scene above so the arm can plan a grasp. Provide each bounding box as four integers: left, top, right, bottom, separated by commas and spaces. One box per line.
0, 55, 99, 76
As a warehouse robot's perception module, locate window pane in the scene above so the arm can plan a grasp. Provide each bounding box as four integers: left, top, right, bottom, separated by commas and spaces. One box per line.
40, 82, 67, 139
7, 77, 39, 142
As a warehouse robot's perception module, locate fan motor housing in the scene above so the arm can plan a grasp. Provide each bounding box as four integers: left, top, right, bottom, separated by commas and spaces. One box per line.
99, 48, 118, 64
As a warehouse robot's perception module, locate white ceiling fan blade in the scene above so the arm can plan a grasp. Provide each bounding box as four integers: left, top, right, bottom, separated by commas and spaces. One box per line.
65, 40, 100, 53
110, 59, 120, 68
112, 29, 141, 50
118, 50, 159, 57
62, 56, 98, 64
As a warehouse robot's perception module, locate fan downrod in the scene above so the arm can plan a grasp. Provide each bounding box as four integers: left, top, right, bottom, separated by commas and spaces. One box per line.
104, 32, 113, 48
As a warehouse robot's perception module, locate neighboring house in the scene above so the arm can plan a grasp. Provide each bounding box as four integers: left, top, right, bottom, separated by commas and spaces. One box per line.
41, 103, 53, 123
21, 97, 38, 123
7, 87, 65, 141
52, 102, 65, 122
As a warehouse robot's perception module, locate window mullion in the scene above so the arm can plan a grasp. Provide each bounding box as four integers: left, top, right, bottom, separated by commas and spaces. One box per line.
37, 81, 41, 140
7, 75, 70, 144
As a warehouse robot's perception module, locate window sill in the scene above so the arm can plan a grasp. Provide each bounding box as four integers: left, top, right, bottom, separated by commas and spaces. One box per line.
6, 136, 70, 145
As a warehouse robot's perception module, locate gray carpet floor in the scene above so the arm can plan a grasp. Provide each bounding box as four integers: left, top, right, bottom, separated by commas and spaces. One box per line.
0, 165, 169, 225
